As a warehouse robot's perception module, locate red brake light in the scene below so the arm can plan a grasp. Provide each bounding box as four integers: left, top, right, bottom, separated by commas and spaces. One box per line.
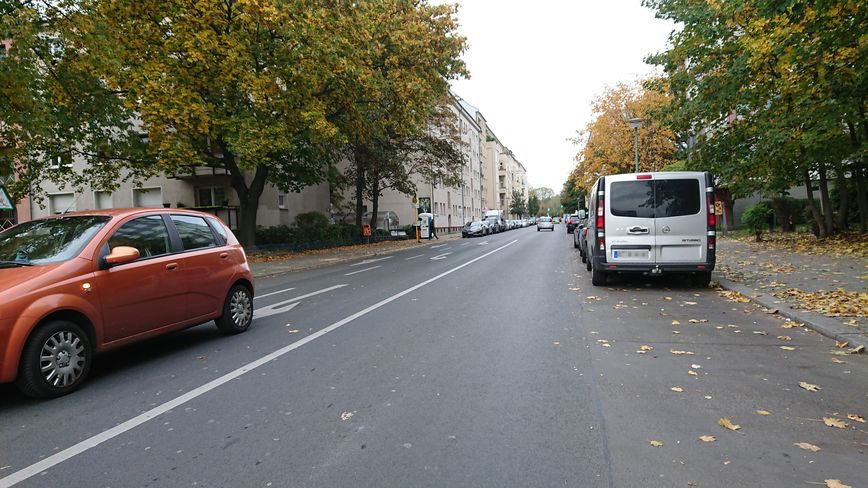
636, 174, 652, 180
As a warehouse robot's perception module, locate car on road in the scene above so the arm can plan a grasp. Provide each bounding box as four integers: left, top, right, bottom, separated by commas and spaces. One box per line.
462, 220, 486, 238
584, 171, 716, 287
0, 208, 255, 398
537, 216, 554, 231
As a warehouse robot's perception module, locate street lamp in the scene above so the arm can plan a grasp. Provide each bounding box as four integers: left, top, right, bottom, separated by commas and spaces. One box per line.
626, 117, 644, 173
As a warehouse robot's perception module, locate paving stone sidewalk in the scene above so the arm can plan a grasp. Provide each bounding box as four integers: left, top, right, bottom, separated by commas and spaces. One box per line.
714, 236, 868, 349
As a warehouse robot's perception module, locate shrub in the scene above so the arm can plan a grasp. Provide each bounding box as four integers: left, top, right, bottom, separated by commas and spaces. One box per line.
742, 202, 773, 242
295, 211, 330, 229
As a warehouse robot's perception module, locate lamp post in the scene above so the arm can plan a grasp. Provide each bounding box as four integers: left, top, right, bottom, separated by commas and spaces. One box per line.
627, 117, 644, 173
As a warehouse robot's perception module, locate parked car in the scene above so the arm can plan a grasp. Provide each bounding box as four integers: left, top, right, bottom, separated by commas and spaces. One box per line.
0, 208, 255, 398
565, 213, 581, 234
480, 220, 493, 235
584, 171, 716, 287
462, 220, 485, 238
484, 216, 502, 233
537, 216, 554, 231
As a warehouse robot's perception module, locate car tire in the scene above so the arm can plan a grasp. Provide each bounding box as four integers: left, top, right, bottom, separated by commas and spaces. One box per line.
573, 237, 579, 249
692, 271, 712, 288
16, 320, 93, 399
537, 228, 540, 232
591, 264, 607, 286
585, 254, 592, 271
215, 284, 254, 335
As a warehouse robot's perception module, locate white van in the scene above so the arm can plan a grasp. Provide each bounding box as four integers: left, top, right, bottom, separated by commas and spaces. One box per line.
585, 171, 716, 287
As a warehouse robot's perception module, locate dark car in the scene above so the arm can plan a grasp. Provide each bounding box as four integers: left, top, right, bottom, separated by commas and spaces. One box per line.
462, 220, 485, 238
566, 213, 581, 233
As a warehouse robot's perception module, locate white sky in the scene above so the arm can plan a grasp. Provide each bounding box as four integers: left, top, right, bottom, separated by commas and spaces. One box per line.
445, 0, 675, 192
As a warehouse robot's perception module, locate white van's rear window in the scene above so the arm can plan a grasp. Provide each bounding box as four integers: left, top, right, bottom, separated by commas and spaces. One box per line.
610, 179, 700, 218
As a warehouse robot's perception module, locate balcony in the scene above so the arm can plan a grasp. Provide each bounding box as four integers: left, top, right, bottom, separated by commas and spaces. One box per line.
169, 165, 230, 180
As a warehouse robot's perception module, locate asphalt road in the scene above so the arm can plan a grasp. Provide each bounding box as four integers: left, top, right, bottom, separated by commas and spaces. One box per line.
1, 225, 866, 488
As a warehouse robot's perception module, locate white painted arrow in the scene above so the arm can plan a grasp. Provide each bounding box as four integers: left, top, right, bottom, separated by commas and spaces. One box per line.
477, 241, 489, 246
349, 256, 393, 267
430, 252, 452, 260
253, 284, 348, 320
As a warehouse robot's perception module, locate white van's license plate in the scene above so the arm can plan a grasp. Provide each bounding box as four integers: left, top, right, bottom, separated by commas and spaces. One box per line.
613, 250, 650, 260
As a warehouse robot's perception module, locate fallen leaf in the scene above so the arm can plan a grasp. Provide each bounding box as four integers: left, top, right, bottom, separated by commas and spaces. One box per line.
794, 442, 821, 452
670, 387, 683, 392
649, 440, 663, 447
601, 343, 611, 347
340, 411, 354, 421
699, 435, 716, 442
664, 296, 672, 301
671, 320, 681, 325
822, 417, 847, 429
752, 330, 767, 335
688, 370, 698, 376
780, 346, 796, 351
637, 344, 653, 354
777, 335, 792, 341
688, 319, 700, 324
849, 345, 865, 354
287, 329, 299, 333
830, 350, 849, 356
764, 308, 779, 314
825, 480, 852, 488
799, 382, 822, 391
847, 413, 865, 423
831, 358, 846, 364
553, 342, 560, 345
836, 341, 849, 348
670, 349, 695, 355
755, 410, 771, 416
718, 418, 741, 431
684, 301, 697, 305
690, 364, 702, 369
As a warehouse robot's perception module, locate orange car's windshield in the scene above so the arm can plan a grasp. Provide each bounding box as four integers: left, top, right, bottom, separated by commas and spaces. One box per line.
0, 216, 110, 266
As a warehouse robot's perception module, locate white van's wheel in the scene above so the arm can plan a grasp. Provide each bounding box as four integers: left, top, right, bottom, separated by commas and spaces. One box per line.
591, 266, 607, 286
692, 272, 712, 288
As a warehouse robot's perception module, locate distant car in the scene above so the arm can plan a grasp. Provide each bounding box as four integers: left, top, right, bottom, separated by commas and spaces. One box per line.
566, 214, 580, 234
462, 220, 485, 238
480, 220, 493, 235
537, 216, 554, 231
0, 208, 254, 398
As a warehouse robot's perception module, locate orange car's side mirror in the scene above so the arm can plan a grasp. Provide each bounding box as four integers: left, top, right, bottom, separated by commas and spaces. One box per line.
105, 246, 140, 266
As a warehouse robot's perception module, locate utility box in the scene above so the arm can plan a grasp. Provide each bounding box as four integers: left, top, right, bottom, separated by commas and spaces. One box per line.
418, 212, 432, 239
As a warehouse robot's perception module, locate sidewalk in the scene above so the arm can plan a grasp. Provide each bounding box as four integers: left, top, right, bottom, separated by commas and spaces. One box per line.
714, 234, 868, 350
248, 233, 461, 278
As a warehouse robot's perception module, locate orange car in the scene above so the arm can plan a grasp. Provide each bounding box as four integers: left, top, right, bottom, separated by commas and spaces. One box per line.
0, 208, 254, 398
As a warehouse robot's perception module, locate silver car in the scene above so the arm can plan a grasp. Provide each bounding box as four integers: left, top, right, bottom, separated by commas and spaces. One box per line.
536, 216, 554, 231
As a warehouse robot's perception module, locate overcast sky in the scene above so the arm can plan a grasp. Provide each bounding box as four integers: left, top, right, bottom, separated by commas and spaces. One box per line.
445, 0, 676, 192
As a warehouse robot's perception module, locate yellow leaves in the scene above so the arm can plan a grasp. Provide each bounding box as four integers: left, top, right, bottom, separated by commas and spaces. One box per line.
824, 480, 851, 488
755, 410, 771, 416
687, 370, 698, 376
717, 289, 750, 303
799, 382, 822, 392
698, 435, 716, 442
846, 413, 865, 423
637, 345, 653, 354
670, 387, 683, 392
671, 320, 681, 325
835, 341, 849, 348
775, 288, 867, 318
794, 442, 821, 452
777, 335, 792, 341
718, 418, 741, 431
822, 417, 847, 429
780, 346, 796, 351
340, 411, 353, 421
596, 339, 611, 347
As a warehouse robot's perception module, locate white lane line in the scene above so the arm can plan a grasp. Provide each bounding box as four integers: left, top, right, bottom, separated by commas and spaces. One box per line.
429, 244, 447, 249
252, 284, 348, 320
349, 256, 393, 267
404, 254, 424, 260
344, 265, 380, 276
254, 287, 296, 300
430, 252, 452, 260
0, 239, 518, 488
477, 241, 489, 246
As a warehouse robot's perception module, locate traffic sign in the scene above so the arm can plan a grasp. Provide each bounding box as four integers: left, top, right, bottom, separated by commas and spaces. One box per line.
714, 201, 723, 215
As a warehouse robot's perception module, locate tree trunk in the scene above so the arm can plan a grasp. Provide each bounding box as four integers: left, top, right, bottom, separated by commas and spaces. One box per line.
804, 169, 827, 238
855, 161, 868, 232
224, 145, 269, 248
834, 162, 849, 232
817, 162, 835, 235
353, 147, 367, 230
369, 176, 380, 234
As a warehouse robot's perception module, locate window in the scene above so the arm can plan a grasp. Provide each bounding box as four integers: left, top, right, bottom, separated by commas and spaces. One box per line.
48, 152, 73, 170
206, 217, 228, 245
94, 191, 113, 209
108, 216, 170, 258
610, 181, 654, 218
197, 187, 226, 207
133, 187, 163, 208
277, 190, 287, 209
609, 179, 700, 218
170, 215, 217, 250
49, 193, 76, 214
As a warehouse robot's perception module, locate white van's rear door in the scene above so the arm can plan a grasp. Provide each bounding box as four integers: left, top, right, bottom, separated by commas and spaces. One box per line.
654, 176, 706, 264
606, 176, 656, 264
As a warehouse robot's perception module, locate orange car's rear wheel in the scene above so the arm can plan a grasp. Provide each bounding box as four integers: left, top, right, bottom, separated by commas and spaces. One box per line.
17, 320, 92, 398
215, 284, 253, 334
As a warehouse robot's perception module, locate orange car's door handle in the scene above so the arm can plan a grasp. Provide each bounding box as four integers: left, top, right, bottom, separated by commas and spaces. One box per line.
219, 252, 229, 259
166, 263, 178, 270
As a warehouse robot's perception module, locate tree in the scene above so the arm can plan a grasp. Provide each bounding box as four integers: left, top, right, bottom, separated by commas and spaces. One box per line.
533, 187, 555, 201
569, 79, 678, 191
527, 193, 540, 216
560, 172, 586, 212
0, 0, 467, 246
742, 202, 773, 242
509, 188, 526, 217
644, 0, 866, 235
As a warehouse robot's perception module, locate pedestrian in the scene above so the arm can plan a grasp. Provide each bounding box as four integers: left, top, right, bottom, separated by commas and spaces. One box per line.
429, 215, 438, 240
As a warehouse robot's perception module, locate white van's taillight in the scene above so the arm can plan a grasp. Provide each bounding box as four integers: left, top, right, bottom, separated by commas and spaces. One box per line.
597, 191, 605, 251
706, 188, 715, 250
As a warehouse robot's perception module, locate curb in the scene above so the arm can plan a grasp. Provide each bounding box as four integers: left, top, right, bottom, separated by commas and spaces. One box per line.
251, 234, 461, 278
713, 274, 867, 351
